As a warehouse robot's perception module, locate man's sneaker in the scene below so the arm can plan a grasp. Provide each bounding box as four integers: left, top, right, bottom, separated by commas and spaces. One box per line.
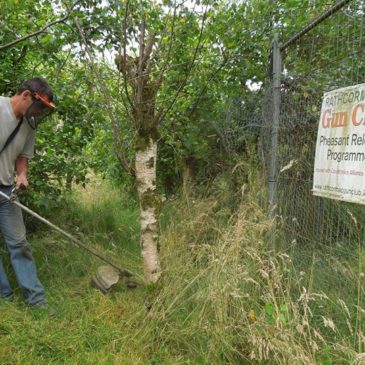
31, 301, 57, 317
0, 294, 14, 302
32, 300, 48, 309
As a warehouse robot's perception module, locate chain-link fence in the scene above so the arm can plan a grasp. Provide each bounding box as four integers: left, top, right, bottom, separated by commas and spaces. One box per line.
260, 0, 365, 246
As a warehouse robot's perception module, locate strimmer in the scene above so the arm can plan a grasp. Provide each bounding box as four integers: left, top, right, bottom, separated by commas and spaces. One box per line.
0, 188, 138, 293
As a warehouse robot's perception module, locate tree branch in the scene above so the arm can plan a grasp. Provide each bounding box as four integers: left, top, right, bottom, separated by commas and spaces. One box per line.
75, 17, 134, 176
136, 12, 146, 126
121, 0, 136, 111
157, 6, 208, 124
188, 52, 228, 116
153, 1, 178, 95
0, 0, 82, 52
158, 55, 228, 144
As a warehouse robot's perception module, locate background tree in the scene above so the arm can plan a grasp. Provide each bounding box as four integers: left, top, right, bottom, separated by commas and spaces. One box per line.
0, 0, 347, 281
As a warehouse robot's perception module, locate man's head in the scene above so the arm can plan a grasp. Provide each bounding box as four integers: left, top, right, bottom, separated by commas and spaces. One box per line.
12, 77, 56, 128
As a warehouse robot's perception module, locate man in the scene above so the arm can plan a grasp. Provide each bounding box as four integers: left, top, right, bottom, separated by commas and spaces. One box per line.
0, 78, 55, 308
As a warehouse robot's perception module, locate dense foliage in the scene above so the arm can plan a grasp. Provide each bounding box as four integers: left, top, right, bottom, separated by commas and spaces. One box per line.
1, 0, 342, 204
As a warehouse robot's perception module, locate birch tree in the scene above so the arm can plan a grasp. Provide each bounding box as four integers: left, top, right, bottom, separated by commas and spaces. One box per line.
110, 1, 208, 283
74, 0, 209, 283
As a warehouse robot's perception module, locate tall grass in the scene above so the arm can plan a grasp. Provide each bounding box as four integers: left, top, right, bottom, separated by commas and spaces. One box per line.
0, 180, 143, 365
1, 175, 365, 364
121, 177, 365, 363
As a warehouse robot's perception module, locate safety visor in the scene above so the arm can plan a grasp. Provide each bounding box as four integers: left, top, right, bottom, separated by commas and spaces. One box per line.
25, 92, 56, 129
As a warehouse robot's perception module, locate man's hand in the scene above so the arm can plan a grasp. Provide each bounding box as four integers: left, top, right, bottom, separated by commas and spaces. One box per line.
16, 173, 29, 190
15, 156, 29, 190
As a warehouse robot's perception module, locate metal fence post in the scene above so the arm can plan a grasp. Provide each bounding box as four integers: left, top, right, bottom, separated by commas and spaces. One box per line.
268, 33, 282, 217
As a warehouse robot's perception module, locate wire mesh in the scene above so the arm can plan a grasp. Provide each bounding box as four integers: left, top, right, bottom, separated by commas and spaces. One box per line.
213, 93, 266, 154
202, 1, 365, 356
265, 0, 365, 245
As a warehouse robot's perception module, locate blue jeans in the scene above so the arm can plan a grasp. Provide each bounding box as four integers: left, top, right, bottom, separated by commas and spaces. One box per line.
0, 186, 46, 305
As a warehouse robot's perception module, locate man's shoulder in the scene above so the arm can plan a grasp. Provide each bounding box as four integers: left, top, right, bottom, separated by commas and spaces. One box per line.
0, 96, 10, 108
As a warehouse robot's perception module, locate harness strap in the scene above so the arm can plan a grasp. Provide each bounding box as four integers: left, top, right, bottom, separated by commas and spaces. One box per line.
0, 118, 23, 155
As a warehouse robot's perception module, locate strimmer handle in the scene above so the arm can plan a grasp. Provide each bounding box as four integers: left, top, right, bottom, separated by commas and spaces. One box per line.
0, 190, 134, 278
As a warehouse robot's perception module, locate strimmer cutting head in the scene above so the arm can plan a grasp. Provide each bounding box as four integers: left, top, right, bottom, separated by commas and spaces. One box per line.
91, 265, 138, 293
91, 266, 120, 294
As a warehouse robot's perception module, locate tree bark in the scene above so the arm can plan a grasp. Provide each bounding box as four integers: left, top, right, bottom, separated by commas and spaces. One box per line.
182, 157, 194, 196
66, 173, 73, 190
135, 132, 161, 283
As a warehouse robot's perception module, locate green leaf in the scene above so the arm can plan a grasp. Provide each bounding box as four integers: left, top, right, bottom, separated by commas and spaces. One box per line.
280, 304, 288, 312
264, 304, 274, 315
278, 313, 286, 323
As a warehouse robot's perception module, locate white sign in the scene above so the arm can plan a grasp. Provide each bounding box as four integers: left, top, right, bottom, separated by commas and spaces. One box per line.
313, 82, 365, 204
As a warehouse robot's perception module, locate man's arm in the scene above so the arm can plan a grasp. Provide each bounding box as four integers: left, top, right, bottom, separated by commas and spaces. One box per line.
15, 156, 29, 189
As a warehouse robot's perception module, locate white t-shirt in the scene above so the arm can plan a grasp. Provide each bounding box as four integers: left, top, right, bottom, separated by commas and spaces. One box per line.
0, 96, 35, 185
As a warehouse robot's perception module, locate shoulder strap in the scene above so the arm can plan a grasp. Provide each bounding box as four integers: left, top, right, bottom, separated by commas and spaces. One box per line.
0, 118, 24, 155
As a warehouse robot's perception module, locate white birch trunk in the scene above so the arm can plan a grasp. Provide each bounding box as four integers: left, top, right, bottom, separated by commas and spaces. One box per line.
135, 136, 161, 283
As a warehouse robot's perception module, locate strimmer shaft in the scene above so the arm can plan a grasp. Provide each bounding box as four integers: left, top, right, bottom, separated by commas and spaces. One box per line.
0, 190, 133, 278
